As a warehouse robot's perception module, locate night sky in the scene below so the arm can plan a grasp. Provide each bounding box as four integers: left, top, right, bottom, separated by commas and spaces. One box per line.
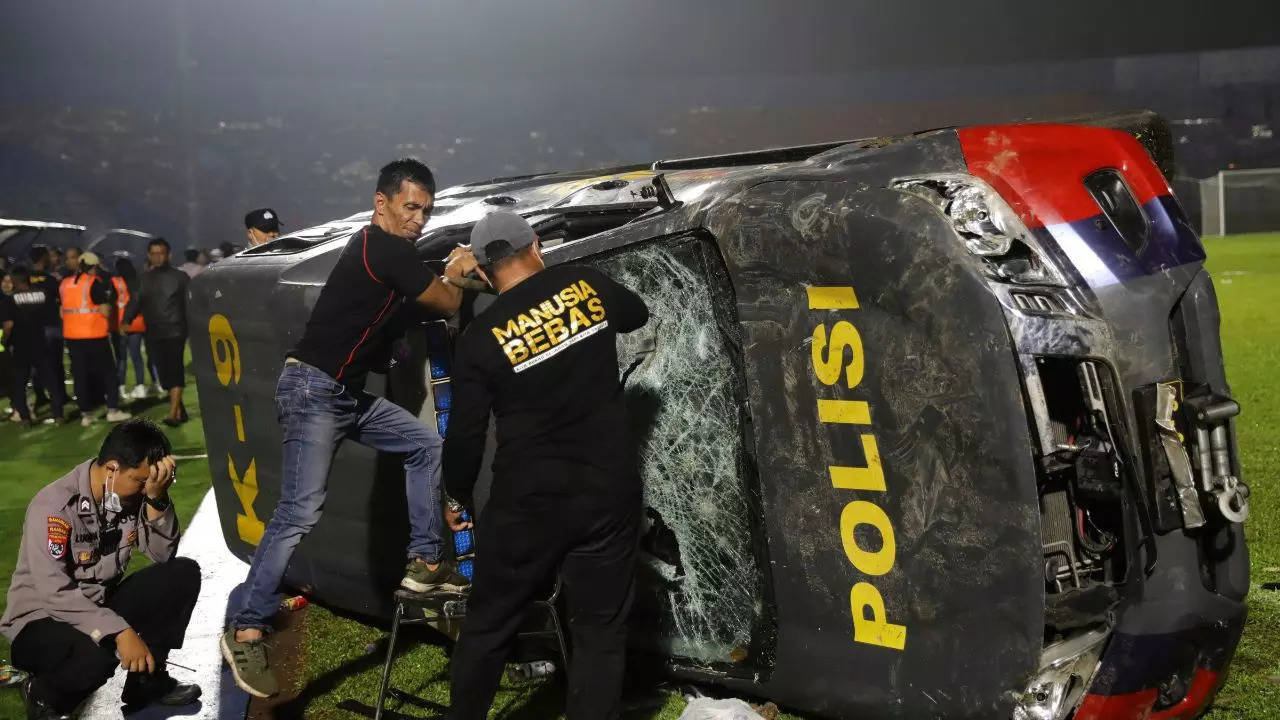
3, 0, 1278, 250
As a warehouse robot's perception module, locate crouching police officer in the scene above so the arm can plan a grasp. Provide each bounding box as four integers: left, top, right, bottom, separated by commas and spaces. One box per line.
0, 419, 201, 719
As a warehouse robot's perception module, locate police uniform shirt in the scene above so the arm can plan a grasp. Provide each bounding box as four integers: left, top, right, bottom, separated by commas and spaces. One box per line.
442, 264, 649, 507
0, 460, 180, 643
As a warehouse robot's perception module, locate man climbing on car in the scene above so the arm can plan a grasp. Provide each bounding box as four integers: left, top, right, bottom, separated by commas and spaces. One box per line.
221, 159, 479, 698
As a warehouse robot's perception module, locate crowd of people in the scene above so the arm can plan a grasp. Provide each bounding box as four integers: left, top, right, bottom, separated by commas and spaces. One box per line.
0, 209, 283, 431
1, 242, 179, 428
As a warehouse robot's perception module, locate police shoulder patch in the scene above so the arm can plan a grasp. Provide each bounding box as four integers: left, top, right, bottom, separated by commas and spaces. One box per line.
47, 515, 71, 562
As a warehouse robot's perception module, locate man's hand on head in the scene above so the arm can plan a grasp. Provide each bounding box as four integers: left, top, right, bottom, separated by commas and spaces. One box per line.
144, 455, 177, 500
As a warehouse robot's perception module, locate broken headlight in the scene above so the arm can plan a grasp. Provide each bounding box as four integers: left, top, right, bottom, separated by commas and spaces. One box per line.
894, 174, 1067, 286
1014, 627, 1109, 720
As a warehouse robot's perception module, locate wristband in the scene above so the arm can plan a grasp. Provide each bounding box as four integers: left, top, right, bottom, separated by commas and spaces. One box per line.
145, 494, 171, 512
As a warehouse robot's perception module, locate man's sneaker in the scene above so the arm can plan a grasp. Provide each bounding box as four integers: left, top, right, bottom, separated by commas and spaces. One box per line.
80, 414, 95, 427
118, 385, 129, 402
105, 408, 132, 422
220, 629, 279, 698
400, 558, 470, 593
130, 384, 149, 400
122, 670, 202, 708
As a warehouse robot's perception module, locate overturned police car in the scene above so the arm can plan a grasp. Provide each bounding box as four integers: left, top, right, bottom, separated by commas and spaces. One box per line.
189, 111, 1248, 720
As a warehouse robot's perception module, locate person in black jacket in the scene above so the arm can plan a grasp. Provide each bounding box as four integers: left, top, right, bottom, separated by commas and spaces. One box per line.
123, 239, 188, 426
28, 245, 67, 415
2, 267, 68, 427
443, 211, 650, 720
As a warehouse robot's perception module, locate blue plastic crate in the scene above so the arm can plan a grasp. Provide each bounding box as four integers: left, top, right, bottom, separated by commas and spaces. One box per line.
436, 411, 449, 437
453, 532, 474, 557
432, 382, 452, 411
458, 557, 474, 581
429, 352, 452, 380
424, 320, 450, 352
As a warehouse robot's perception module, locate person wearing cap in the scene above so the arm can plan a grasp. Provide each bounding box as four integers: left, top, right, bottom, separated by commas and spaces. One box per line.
220, 158, 479, 699
1, 419, 201, 719
244, 208, 282, 247
122, 238, 189, 427
442, 211, 649, 720
60, 252, 131, 427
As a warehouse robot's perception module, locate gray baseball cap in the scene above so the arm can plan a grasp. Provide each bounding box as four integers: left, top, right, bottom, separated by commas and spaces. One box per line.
470, 211, 537, 265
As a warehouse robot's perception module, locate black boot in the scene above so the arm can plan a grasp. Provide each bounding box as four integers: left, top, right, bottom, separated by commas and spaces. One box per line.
20, 678, 72, 720
121, 670, 202, 709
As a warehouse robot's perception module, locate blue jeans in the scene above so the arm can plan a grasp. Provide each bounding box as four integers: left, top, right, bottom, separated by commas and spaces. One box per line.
116, 333, 146, 385
230, 360, 445, 632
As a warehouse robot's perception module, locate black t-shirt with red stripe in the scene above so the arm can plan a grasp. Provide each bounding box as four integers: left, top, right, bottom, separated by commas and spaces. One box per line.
289, 224, 435, 389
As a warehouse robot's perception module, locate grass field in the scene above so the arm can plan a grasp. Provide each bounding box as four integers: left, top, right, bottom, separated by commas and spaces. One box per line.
1200, 234, 1280, 719
0, 234, 1276, 718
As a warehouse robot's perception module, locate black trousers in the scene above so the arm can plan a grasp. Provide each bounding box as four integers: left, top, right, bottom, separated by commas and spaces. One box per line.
11, 557, 201, 714
449, 469, 640, 720
66, 337, 119, 411
9, 342, 66, 421
33, 325, 65, 403
146, 333, 186, 390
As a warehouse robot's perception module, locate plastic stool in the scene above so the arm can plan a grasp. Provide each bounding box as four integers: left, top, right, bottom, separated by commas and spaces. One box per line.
374, 578, 568, 720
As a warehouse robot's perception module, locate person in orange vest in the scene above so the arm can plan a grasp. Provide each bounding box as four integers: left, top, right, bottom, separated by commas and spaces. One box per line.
112, 258, 153, 402
60, 252, 132, 427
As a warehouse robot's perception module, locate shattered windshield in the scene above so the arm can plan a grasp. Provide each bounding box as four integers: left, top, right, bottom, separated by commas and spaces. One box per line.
589, 235, 766, 666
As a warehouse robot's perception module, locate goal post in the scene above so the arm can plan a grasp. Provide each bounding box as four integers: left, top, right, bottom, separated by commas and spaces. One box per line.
1198, 168, 1280, 236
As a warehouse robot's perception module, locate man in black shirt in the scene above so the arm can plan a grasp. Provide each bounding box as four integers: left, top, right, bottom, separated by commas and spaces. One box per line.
443, 211, 649, 720
27, 246, 67, 417
1, 267, 67, 427
221, 159, 479, 699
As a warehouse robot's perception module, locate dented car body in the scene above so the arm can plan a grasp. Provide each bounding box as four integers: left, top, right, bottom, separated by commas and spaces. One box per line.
189, 111, 1248, 719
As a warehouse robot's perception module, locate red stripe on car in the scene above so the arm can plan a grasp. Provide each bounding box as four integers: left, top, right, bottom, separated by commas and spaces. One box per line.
957, 124, 1171, 230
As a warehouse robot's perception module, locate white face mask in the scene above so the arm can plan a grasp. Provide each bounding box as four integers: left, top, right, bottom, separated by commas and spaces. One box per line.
103, 467, 123, 515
